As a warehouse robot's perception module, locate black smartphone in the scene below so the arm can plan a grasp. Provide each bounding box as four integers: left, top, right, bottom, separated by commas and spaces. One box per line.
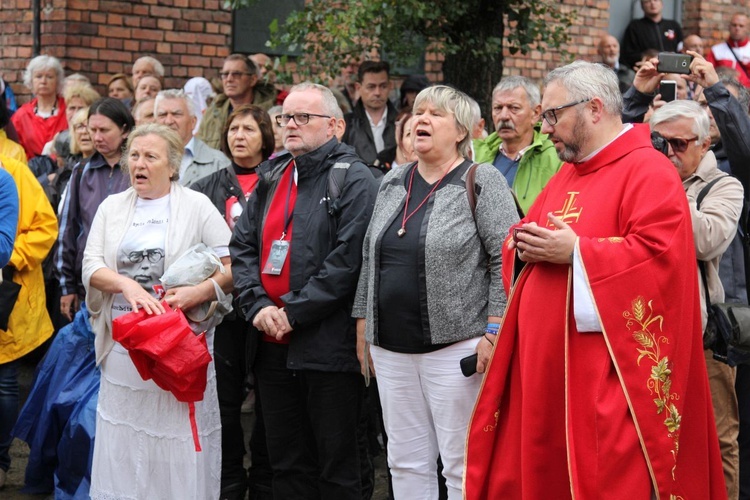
660, 80, 676, 102
658, 52, 692, 75
460, 353, 478, 377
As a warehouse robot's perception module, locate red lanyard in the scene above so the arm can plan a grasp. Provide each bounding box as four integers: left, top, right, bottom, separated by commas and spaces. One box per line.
397, 163, 449, 237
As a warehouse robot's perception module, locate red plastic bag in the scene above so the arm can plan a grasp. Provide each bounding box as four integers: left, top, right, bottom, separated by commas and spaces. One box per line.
111, 302, 212, 451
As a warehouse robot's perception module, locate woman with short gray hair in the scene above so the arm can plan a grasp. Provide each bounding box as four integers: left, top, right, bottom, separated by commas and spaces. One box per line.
353, 85, 519, 498
12, 54, 68, 159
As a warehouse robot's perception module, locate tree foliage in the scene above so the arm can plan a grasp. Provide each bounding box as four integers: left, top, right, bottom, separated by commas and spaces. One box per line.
228, 0, 575, 81
227, 0, 576, 120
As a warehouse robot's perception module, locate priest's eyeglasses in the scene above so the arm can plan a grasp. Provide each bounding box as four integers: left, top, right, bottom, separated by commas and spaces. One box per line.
275, 113, 332, 126
541, 98, 592, 126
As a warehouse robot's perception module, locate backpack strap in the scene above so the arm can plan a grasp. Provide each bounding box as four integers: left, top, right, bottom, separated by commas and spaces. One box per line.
326, 161, 351, 216
696, 175, 730, 309
465, 163, 480, 219
465, 163, 524, 220
696, 176, 725, 209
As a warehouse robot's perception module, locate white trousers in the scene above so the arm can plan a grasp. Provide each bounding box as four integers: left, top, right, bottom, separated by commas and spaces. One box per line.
371, 337, 481, 500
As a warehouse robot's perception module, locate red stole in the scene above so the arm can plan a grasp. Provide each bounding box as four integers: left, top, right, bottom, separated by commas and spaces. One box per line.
464, 125, 726, 499
260, 162, 296, 344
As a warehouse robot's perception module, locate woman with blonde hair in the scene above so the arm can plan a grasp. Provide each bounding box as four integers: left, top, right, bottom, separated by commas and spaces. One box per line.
353, 85, 519, 498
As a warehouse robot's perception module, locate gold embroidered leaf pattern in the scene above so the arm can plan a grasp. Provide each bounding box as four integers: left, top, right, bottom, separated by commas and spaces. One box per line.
654, 398, 665, 414
651, 357, 671, 382
624, 296, 681, 476
633, 331, 654, 348
632, 297, 645, 322
665, 404, 681, 433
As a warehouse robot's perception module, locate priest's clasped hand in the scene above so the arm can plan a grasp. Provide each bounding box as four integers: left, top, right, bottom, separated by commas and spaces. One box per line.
512, 213, 577, 264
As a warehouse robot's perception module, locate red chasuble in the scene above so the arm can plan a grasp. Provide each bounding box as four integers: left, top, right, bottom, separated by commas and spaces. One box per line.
464, 125, 726, 500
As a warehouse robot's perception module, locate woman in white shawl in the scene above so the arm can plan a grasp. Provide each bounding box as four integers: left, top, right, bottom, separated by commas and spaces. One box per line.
82, 123, 232, 500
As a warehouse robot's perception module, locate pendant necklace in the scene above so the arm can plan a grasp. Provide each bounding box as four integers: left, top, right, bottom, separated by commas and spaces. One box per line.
397, 161, 454, 237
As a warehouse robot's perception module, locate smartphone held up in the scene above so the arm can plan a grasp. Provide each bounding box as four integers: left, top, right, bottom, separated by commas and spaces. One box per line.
658, 52, 692, 75
659, 80, 677, 102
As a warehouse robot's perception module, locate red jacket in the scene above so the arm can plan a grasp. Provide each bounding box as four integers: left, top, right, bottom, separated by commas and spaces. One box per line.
707, 37, 750, 87
10, 96, 68, 159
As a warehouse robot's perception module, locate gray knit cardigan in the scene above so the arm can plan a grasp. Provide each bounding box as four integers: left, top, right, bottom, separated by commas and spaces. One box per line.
352, 162, 520, 346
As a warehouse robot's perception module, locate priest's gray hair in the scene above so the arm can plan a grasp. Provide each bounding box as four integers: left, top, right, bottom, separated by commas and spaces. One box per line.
544, 61, 623, 117
493, 75, 541, 107
650, 100, 711, 143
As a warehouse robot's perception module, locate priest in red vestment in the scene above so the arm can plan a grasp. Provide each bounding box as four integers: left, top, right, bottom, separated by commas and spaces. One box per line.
464, 61, 726, 500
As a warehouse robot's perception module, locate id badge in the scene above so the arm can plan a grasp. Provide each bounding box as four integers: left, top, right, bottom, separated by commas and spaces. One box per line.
262, 240, 290, 275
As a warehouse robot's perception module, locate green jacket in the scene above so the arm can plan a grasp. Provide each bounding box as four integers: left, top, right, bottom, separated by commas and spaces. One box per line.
473, 127, 561, 214
196, 82, 278, 150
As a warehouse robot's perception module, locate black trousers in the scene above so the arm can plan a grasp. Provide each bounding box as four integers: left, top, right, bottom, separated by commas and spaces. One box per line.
738, 363, 750, 499
255, 341, 362, 500
214, 316, 250, 497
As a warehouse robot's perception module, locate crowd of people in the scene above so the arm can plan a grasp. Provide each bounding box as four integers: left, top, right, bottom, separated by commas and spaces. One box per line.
0, 1, 750, 498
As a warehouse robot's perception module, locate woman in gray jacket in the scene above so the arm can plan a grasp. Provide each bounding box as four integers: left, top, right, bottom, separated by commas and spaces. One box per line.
352, 85, 519, 499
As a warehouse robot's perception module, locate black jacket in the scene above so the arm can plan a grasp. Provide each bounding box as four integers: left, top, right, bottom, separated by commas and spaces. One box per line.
190, 163, 246, 220
229, 139, 378, 372
620, 17, 683, 69
342, 99, 398, 174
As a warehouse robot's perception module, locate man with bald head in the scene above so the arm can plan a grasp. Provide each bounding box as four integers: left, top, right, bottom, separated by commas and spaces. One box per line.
597, 34, 635, 93
708, 13, 750, 87
683, 34, 705, 56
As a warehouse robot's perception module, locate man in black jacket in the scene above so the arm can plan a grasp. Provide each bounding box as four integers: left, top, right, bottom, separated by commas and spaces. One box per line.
230, 82, 377, 500
620, 0, 683, 70
342, 60, 398, 177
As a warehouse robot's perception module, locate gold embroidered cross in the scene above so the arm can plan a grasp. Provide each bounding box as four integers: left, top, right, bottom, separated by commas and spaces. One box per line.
550, 191, 583, 226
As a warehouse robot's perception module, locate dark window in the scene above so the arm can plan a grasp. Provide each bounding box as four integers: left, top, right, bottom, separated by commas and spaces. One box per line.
232, 0, 304, 56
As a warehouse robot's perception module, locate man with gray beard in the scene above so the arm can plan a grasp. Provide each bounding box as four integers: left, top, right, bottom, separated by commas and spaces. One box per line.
466, 60, 726, 500
473, 76, 561, 214
597, 34, 635, 93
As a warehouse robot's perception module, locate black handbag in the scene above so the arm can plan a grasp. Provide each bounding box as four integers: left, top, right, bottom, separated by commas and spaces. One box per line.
708, 302, 750, 352
0, 266, 20, 331
701, 262, 750, 366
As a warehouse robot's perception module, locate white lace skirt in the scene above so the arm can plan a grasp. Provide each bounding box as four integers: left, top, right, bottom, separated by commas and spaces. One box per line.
89, 332, 221, 500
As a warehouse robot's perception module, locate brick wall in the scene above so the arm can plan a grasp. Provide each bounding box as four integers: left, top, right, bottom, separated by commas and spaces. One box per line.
497, 0, 747, 86
683, 0, 747, 47
500, 1, 610, 84
0, 0, 231, 104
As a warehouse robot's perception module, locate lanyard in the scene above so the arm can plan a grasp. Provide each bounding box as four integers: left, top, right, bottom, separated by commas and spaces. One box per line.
280, 160, 296, 240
